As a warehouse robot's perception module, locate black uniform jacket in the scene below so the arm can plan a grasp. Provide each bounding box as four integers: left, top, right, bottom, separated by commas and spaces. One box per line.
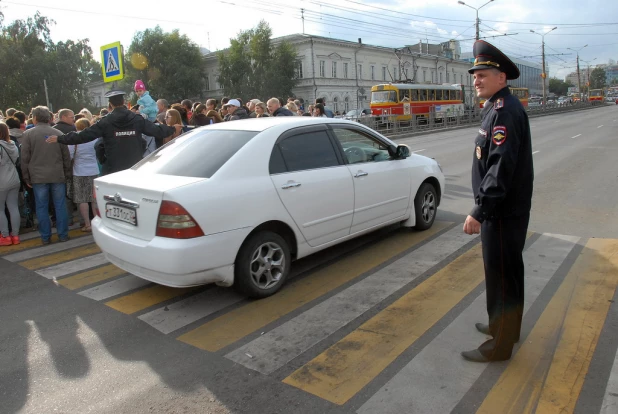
470, 86, 534, 223
57, 107, 175, 175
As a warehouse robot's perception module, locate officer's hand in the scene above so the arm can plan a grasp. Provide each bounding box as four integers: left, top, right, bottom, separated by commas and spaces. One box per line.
463, 215, 481, 235
45, 135, 58, 143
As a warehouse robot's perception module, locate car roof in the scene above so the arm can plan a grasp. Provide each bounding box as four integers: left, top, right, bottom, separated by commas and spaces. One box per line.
198, 116, 368, 132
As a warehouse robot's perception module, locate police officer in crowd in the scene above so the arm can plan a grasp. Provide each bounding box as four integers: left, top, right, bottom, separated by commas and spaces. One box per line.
46, 91, 182, 175
461, 40, 534, 362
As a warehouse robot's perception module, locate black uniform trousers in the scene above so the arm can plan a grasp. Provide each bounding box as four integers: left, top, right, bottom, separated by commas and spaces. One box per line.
478, 213, 529, 360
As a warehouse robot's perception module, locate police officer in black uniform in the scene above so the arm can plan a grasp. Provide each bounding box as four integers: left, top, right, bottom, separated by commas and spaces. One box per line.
461, 40, 534, 362
46, 91, 181, 175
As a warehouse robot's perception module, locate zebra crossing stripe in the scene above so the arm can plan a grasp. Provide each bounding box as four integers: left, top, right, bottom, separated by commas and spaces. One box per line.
478, 238, 618, 413
4, 236, 94, 262
78, 275, 151, 301
226, 226, 476, 374
57, 264, 127, 291
283, 242, 486, 405
36, 253, 108, 279
20, 243, 101, 270
177, 221, 452, 352
601, 347, 618, 414
105, 285, 199, 315
357, 233, 579, 414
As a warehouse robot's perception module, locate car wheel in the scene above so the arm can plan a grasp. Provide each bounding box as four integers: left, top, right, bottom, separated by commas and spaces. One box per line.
413, 183, 437, 230
234, 231, 291, 298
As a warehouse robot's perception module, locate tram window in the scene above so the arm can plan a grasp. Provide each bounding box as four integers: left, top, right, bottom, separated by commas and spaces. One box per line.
412, 90, 419, 101
419, 90, 426, 101
429, 90, 435, 101
437, 90, 444, 100
399, 89, 410, 102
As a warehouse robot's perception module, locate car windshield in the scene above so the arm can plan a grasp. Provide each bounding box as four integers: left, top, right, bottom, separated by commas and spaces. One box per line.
132, 129, 258, 178
346, 110, 360, 116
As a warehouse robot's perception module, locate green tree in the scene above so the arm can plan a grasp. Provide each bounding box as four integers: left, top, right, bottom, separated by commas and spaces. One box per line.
548, 77, 573, 96
589, 67, 607, 89
120, 26, 206, 104
217, 21, 298, 100
0, 12, 99, 111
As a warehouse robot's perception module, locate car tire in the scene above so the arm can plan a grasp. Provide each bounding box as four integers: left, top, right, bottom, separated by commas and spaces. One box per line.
413, 183, 437, 231
234, 231, 291, 298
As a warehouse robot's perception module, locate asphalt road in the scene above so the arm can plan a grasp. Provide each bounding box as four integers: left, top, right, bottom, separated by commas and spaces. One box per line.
1, 105, 617, 414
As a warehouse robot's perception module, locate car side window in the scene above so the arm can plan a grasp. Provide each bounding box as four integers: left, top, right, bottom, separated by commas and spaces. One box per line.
278, 130, 340, 172
331, 128, 391, 165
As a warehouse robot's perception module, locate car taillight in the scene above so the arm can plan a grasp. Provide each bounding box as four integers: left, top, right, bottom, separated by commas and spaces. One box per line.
156, 201, 204, 239
93, 186, 100, 217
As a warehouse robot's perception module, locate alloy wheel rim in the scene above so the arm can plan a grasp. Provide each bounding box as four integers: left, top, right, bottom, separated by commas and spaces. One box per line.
249, 242, 285, 290
421, 191, 436, 223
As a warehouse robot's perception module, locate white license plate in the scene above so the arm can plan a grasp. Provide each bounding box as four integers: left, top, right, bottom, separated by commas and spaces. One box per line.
105, 203, 137, 226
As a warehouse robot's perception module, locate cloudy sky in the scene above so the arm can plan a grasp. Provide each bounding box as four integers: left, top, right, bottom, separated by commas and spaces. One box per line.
3, 0, 617, 80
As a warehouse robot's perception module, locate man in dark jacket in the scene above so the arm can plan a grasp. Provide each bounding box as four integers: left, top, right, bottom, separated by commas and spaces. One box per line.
54, 108, 78, 224
267, 98, 294, 116
224, 99, 249, 121
461, 40, 534, 363
46, 91, 181, 175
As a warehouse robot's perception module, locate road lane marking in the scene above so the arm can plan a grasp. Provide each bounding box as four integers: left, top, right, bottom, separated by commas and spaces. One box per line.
57, 264, 127, 290
177, 221, 453, 352
79, 275, 151, 301
533, 151, 540, 155
358, 233, 579, 414
19, 243, 101, 270
226, 226, 476, 374
0, 228, 88, 255
36, 253, 107, 279
3, 236, 94, 262
601, 348, 618, 414
477, 238, 618, 414
139, 288, 244, 334
571, 134, 581, 139
283, 241, 486, 405
105, 285, 198, 315
598, 125, 604, 128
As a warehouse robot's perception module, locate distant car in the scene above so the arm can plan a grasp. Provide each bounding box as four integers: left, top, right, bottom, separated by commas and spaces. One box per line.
344, 109, 372, 120
605, 96, 615, 103
92, 117, 444, 298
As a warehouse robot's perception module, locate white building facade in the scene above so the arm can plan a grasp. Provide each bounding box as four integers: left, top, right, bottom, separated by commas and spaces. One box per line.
203, 34, 476, 112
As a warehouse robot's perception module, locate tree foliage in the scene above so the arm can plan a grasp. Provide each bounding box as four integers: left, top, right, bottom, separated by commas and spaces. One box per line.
0, 12, 99, 112
589, 67, 607, 89
120, 26, 206, 103
548, 77, 573, 96
217, 21, 298, 100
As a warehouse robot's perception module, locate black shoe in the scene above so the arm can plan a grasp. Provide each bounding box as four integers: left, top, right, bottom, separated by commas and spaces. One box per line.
42, 239, 51, 245
461, 349, 511, 363
58, 236, 70, 242
475, 323, 490, 335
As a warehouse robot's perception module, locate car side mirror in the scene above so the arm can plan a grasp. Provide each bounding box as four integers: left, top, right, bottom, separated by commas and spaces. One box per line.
395, 144, 410, 159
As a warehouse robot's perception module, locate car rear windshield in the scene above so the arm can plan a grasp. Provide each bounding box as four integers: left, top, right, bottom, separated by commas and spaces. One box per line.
132, 129, 258, 178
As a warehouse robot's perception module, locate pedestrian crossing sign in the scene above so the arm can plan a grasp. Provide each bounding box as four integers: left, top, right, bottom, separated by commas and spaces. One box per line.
100, 41, 124, 83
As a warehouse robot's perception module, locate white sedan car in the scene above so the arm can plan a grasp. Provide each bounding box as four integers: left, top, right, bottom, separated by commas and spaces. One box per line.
92, 117, 445, 298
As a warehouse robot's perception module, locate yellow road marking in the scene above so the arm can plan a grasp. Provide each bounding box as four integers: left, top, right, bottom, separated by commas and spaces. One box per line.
105, 285, 198, 314
283, 241, 484, 405
58, 264, 127, 290
477, 238, 618, 414
0, 228, 88, 255
177, 221, 452, 352
19, 243, 101, 270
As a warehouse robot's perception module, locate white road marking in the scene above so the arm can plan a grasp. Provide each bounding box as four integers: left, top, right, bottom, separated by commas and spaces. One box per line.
412, 149, 426, 153
533, 150, 540, 155
571, 134, 582, 139
357, 233, 580, 414
4, 236, 94, 262
139, 288, 244, 334
78, 275, 151, 301
598, 125, 604, 128
36, 253, 107, 279
601, 346, 618, 414
226, 227, 477, 375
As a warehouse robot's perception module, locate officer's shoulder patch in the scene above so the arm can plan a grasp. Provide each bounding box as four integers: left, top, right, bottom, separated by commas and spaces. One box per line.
492, 126, 507, 146
494, 98, 504, 109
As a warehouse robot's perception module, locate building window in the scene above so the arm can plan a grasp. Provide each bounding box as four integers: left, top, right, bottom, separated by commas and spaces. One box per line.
320, 60, 325, 77
343, 62, 348, 79
298, 62, 303, 79
382, 66, 387, 81
440, 72, 443, 83
357, 64, 362, 79
344, 96, 349, 112
393, 66, 397, 80
371, 65, 375, 80
205, 76, 210, 90
461, 74, 463, 84
333, 97, 338, 113
446, 72, 450, 82
332, 61, 337, 78
423, 70, 426, 83
405, 69, 409, 79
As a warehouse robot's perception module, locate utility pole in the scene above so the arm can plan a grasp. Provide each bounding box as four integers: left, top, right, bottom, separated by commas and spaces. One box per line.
43, 79, 51, 112
568, 45, 588, 101
458, 0, 496, 41
301, 9, 305, 35
582, 58, 597, 91
530, 27, 556, 106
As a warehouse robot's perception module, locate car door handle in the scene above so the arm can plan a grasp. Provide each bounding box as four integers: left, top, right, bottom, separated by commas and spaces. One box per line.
354, 171, 369, 178
281, 182, 302, 189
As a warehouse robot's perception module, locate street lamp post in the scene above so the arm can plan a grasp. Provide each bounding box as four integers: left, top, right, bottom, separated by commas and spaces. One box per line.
530, 27, 557, 106
568, 45, 588, 101
581, 58, 597, 94
457, 0, 496, 41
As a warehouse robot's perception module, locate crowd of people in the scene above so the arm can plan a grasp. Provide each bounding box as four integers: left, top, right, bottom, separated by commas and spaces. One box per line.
0, 79, 342, 246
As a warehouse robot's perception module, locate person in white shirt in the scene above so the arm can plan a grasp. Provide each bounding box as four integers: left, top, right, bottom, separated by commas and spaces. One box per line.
71, 118, 100, 232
